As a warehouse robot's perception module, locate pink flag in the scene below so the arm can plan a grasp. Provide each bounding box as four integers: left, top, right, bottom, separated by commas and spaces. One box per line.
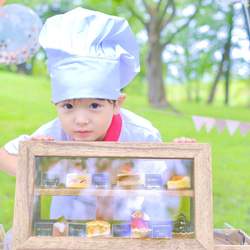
225, 120, 240, 135
215, 119, 226, 133
205, 117, 216, 133
239, 122, 250, 137
192, 115, 205, 131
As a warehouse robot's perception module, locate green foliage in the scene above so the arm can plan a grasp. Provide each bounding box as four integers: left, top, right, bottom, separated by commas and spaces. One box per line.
0, 72, 250, 236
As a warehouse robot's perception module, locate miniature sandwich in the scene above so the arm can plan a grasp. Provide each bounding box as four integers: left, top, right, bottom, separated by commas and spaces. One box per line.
87, 220, 110, 237
117, 162, 141, 188
66, 173, 91, 188
167, 176, 191, 189
66, 162, 91, 188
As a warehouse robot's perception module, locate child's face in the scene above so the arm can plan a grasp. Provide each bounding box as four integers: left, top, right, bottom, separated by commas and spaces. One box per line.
55, 97, 122, 141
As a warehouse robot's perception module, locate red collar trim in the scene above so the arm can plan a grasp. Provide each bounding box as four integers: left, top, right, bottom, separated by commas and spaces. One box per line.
104, 114, 122, 141
72, 114, 122, 142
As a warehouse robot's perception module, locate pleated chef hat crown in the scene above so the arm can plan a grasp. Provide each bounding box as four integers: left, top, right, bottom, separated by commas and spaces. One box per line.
39, 7, 140, 104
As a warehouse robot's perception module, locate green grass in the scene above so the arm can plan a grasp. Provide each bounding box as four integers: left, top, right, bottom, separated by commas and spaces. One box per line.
0, 71, 250, 236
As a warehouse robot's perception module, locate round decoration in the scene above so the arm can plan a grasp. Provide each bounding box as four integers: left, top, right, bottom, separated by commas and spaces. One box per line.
0, 4, 43, 65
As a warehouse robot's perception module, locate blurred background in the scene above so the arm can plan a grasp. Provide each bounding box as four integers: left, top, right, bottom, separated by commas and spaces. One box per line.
0, 0, 249, 236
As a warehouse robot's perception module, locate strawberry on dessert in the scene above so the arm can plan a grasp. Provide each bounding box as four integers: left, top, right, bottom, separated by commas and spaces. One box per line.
121, 163, 132, 173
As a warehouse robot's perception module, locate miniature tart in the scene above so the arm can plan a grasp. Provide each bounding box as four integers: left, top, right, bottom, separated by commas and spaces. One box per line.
167, 176, 191, 189
86, 220, 110, 237
66, 173, 91, 188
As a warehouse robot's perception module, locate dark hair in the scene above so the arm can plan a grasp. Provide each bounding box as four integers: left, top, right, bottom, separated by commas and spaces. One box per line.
107, 99, 116, 105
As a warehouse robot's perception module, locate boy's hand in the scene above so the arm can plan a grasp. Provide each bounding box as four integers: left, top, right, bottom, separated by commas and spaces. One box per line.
28, 135, 54, 141
173, 137, 197, 143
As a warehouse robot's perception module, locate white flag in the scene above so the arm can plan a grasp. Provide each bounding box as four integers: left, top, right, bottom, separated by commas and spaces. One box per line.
239, 122, 250, 137
215, 119, 226, 133
192, 115, 205, 131
225, 120, 240, 135
205, 117, 216, 133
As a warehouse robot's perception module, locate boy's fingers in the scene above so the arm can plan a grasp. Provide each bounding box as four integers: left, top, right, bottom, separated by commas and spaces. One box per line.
28, 136, 54, 141
173, 137, 197, 143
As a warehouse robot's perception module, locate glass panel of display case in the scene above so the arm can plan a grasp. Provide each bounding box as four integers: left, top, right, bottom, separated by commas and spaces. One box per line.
32, 157, 194, 239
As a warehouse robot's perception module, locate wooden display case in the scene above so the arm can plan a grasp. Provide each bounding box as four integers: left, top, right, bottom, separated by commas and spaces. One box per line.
12, 141, 213, 250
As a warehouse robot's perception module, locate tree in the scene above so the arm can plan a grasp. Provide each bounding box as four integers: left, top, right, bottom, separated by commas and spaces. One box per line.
126, 0, 201, 108
208, 6, 233, 104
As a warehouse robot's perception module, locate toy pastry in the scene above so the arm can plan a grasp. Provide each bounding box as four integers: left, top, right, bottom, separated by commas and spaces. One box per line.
130, 210, 150, 238
172, 212, 194, 238
167, 176, 191, 189
87, 220, 110, 237
117, 163, 141, 188
53, 216, 68, 236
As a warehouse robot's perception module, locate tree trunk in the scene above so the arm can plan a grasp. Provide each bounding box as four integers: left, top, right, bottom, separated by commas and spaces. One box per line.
17, 63, 26, 74
208, 8, 233, 104
225, 59, 230, 105
146, 16, 171, 108
146, 42, 168, 107
207, 36, 231, 104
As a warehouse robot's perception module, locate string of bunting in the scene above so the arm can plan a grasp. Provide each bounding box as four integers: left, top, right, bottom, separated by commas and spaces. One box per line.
132, 107, 250, 137
192, 115, 250, 137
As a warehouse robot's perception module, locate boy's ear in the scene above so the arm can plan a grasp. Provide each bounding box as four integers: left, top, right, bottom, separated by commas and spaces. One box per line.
114, 93, 126, 115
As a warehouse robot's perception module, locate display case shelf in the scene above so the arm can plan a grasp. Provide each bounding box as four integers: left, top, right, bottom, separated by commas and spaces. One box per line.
34, 188, 194, 197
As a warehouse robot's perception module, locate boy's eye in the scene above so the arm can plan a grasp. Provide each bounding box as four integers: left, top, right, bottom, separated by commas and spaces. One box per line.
90, 103, 100, 109
64, 104, 73, 109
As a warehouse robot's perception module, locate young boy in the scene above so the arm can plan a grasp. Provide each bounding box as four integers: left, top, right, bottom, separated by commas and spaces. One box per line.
0, 8, 195, 220
0, 7, 195, 177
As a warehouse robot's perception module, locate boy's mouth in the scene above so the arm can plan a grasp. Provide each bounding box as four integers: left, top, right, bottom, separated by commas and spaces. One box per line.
76, 130, 91, 136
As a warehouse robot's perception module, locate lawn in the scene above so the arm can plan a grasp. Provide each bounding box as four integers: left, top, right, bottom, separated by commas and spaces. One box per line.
0, 71, 250, 236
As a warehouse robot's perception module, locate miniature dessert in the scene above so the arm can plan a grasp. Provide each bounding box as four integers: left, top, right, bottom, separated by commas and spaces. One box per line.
167, 176, 191, 189
130, 210, 150, 238
172, 212, 194, 238
117, 162, 141, 188
66, 173, 91, 188
66, 161, 91, 188
86, 220, 110, 237
53, 216, 68, 236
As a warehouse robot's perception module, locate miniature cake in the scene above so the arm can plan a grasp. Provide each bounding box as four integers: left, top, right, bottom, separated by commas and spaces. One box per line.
172, 212, 194, 238
66, 173, 91, 188
53, 216, 68, 236
117, 163, 141, 188
86, 220, 110, 237
130, 210, 150, 238
167, 176, 191, 189
66, 161, 91, 188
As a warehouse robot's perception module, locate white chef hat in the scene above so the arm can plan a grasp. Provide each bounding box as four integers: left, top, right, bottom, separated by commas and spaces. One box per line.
39, 7, 140, 104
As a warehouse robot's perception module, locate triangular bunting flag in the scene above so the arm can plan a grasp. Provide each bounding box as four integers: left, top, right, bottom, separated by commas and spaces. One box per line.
215, 119, 226, 133
225, 120, 240, 135
239, 122, 250, 137
192, 115, 205, 131
204, 117, 216, 133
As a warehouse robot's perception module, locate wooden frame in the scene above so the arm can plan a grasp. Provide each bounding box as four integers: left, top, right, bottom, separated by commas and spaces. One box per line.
12, 141, 213, 250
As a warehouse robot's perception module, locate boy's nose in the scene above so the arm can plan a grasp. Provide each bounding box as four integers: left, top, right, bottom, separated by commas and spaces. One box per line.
75, 113, 89, 126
